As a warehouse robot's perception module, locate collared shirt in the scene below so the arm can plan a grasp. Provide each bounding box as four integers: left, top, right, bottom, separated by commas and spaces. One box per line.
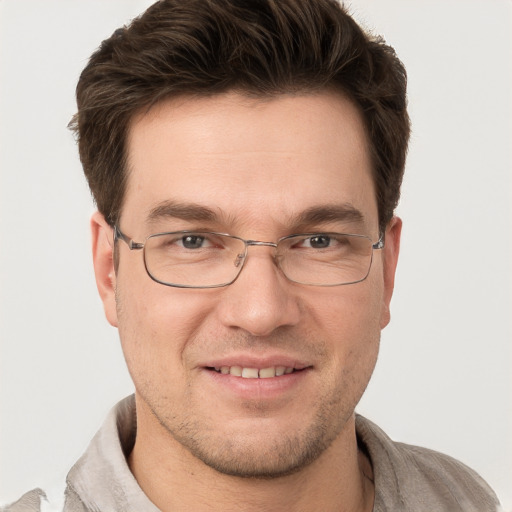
3, 395, 501, 511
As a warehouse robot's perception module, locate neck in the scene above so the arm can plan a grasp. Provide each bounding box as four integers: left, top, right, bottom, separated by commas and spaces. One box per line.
128, 398, 374, 512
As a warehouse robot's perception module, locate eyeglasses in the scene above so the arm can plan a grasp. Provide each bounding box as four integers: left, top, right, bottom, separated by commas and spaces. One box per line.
114, 226, 384, 288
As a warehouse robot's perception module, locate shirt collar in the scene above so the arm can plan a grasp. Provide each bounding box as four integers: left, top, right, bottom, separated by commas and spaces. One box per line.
65, 395, 159, 512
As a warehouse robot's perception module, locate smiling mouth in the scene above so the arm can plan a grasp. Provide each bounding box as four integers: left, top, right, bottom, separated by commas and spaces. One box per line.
207, 366, 305, 379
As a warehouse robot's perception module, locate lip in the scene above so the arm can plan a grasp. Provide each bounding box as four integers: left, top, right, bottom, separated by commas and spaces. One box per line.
201, 353, 311, 371
198, 352, 313, 401
203, 366, 312, 401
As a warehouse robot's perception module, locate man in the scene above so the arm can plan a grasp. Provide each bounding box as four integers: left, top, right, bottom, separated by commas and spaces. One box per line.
1, 0, 503, 511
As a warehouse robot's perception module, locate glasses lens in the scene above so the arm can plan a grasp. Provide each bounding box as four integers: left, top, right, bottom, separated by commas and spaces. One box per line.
143, 232, 246, 287
277, 233, 374, 286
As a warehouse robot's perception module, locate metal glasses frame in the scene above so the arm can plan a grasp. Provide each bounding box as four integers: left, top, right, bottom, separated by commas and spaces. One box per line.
114, 225, 384, 289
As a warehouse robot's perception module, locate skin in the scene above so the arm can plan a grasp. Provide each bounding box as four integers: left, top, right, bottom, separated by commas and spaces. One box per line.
91, 91, 401, 511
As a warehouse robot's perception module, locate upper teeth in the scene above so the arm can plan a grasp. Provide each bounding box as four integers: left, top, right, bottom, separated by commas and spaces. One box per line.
213, 366, 295, 378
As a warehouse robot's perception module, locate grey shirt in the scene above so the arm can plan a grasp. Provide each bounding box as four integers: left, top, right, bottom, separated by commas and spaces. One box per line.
2, 395, 500, 511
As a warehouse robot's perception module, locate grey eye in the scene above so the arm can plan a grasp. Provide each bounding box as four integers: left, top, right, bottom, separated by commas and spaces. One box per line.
181, 235, 206, 249
307, 235, 331, 249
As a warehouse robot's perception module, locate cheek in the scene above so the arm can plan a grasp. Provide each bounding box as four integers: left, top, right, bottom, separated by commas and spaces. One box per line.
309, 278, 383, 376
300, 283, 382, 423
115, 281, 216, 382
313, 276, 384, 337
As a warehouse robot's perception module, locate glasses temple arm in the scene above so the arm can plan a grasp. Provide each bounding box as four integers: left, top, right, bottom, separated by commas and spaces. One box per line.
114, 226, 144, 250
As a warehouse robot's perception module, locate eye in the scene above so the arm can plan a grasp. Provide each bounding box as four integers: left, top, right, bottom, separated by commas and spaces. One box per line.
180, 234, 210, 249
302, 234, 332, 249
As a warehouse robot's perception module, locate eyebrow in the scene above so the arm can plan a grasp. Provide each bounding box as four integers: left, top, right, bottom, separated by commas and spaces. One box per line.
145, 200, 365, 230
146, 200, 218, 224
292, 204, 365, 229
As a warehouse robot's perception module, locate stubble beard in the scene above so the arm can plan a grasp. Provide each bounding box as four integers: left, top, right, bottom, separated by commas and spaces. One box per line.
144, 369, 361, 480
116, 282, 380, 480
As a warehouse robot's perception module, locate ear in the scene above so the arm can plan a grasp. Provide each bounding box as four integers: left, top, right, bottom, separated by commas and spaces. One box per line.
380, 216, 402, 329
91, 211, 118, 327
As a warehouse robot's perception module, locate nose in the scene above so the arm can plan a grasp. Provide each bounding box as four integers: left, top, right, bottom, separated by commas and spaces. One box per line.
216, 247, 301, 337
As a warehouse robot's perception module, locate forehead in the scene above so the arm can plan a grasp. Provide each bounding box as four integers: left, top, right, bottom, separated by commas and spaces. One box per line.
123, 91, 377, 235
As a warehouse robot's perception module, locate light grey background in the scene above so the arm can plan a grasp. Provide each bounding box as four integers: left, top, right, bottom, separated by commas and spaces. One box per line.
1, 0, 511, 508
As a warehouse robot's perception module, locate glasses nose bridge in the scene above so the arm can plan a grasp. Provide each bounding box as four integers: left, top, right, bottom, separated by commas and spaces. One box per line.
245, 240, 278, 249
234, 239, 281, 275
234, 239, 278, 269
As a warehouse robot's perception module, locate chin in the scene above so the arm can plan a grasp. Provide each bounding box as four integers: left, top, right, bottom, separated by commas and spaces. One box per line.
185, 432, 332, 479
164, 406, 349, 480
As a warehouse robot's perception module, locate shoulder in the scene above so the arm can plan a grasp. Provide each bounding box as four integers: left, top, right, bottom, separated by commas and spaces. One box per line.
1, 487, 88, 512
0, 489, 46, 512
355, 415, 501, 511
395, 440, 499, 507
1, 484, 87, 512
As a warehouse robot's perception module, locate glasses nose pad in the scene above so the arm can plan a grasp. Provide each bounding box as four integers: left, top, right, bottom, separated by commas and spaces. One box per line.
234, 253, 245, 268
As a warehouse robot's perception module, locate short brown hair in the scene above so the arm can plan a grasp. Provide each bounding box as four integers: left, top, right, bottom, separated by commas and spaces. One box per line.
70, 0, 410, 234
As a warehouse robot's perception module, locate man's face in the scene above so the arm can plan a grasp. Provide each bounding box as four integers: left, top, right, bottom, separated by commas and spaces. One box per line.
93, 91, 400, 478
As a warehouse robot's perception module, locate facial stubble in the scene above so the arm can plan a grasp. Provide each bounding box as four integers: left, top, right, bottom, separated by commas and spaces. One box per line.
140, 343, 378, 480
116, 282, 380, 480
